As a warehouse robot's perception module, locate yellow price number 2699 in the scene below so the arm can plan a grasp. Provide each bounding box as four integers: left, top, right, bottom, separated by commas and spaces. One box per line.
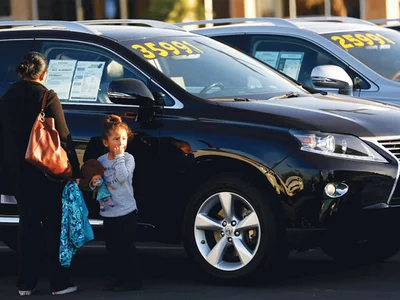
330, 33, 395, 49
131, 40, 204, 59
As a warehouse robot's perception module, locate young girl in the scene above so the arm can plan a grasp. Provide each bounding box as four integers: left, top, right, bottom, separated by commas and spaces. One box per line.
92, 114, 141, 291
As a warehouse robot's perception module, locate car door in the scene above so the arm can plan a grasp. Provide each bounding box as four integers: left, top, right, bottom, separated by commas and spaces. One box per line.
38, 40, 162, 239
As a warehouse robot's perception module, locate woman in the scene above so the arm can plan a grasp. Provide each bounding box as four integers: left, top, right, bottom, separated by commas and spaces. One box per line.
0, 52, 80, 296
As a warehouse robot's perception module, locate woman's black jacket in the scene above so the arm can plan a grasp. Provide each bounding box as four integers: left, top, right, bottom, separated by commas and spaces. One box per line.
0, 80, 80, 196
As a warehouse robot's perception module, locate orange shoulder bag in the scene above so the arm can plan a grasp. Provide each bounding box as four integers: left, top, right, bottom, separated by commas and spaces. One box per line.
25, 90, 72, 178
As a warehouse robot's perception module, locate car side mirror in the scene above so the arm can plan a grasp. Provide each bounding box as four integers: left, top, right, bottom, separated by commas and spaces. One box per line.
108, 78, 155, 106
311, 65, 353, 96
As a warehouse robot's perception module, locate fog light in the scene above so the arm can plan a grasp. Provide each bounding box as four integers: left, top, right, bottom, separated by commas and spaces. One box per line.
324, 182, 349, 198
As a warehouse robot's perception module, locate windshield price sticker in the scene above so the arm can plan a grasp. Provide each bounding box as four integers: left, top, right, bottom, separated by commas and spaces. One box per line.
131, 40, 204, 59
330, 33, 395, 49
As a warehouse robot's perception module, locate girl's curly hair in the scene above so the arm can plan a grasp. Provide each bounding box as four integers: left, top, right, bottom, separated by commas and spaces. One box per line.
101, 114, 133, 140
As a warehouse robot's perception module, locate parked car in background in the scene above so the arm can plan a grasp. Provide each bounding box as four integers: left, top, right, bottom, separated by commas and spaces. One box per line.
370, 18, 400, 33
184, 17, 400, 103
1, 20, 400, 281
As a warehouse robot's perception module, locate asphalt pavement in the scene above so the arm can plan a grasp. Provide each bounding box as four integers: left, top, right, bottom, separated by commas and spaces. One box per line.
1, 241, 400, 299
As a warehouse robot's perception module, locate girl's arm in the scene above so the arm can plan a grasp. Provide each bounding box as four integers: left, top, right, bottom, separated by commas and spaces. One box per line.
114, 154, 135, 183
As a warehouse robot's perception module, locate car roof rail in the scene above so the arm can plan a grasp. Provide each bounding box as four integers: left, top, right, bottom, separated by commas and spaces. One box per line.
289, 16, 376, 25
0, 20, 97, 34
77, 19, 185, 31
176, 17, 298, 28
369, 18, 400, 25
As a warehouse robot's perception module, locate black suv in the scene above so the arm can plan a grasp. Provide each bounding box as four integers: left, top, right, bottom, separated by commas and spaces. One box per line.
1, 20, 400, 281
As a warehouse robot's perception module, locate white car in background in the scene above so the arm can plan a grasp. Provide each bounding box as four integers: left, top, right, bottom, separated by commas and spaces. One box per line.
182, 17, 400, 104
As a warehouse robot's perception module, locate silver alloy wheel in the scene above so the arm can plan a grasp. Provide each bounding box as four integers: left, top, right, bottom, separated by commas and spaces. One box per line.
194, 192, 261, 271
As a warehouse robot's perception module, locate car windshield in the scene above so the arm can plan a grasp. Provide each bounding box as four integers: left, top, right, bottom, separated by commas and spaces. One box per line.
321, 28, 400, 82
122, 35, 305, 99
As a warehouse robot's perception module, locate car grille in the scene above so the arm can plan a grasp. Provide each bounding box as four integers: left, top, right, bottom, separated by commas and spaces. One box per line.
377, 138, 400, 160
376, 138, 400, 204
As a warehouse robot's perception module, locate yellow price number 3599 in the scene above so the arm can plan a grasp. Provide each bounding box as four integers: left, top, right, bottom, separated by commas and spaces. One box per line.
330, 33, 395, 49
131, 40, 204, 59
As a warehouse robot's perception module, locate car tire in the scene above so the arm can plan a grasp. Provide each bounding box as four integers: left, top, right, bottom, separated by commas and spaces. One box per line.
183, 173, 284, 280
322, 234, 400, 265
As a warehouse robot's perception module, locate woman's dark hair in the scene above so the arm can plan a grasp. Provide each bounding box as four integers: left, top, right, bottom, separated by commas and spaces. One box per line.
102, 114, 134, 140
16, 51, 48, 80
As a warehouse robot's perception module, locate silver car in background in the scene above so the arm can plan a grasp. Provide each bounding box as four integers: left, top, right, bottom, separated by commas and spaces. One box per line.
182, 17, 400, 104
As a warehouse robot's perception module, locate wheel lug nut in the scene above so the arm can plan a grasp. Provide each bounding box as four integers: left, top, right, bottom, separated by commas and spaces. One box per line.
231, 221, 236, 226
235, 231, 240, 236
228, 237, 232, 242
222, 221, 227, 226
221, 231, 225, 236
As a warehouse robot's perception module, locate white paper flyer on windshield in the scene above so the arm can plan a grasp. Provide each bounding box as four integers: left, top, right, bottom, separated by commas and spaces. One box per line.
45, 59, 77, 99
69, 61, 105, 102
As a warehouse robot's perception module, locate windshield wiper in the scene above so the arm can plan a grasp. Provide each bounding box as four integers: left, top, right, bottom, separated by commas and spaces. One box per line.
268, 92, 300, 101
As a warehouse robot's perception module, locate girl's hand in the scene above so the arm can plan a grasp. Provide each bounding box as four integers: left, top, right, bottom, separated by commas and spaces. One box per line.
113, 145, 125, 156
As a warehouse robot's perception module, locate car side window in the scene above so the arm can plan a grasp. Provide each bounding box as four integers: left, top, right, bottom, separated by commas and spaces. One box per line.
213, 34, 251, 54
39, 41, 150, 104
250, 35, 370, 90
0, 40, 38, 98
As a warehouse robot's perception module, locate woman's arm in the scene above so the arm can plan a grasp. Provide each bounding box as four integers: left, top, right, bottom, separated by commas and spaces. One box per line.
45, 90, 81, 178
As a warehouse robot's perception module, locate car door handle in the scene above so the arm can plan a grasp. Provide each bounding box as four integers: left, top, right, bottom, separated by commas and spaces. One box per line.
123, 112, 137, 119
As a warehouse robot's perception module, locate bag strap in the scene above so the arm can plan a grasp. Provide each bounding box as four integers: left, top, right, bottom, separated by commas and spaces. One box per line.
40, 90, 49, 113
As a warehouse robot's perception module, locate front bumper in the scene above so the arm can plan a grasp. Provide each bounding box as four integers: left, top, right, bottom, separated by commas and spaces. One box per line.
285, 205, 400, 250
273, 148, 399, 229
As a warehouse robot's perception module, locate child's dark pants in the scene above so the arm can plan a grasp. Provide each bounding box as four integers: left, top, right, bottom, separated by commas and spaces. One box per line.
103, 210, 140, 282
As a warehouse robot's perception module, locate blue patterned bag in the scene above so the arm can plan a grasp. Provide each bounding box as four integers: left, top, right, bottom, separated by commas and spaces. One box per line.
60, 181, 94, 267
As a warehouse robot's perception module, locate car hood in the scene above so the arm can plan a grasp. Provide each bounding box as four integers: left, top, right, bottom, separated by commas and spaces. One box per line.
216, 93, 400, 137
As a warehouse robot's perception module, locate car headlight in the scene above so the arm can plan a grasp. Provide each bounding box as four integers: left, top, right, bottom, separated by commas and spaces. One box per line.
289, 130, 387, 163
